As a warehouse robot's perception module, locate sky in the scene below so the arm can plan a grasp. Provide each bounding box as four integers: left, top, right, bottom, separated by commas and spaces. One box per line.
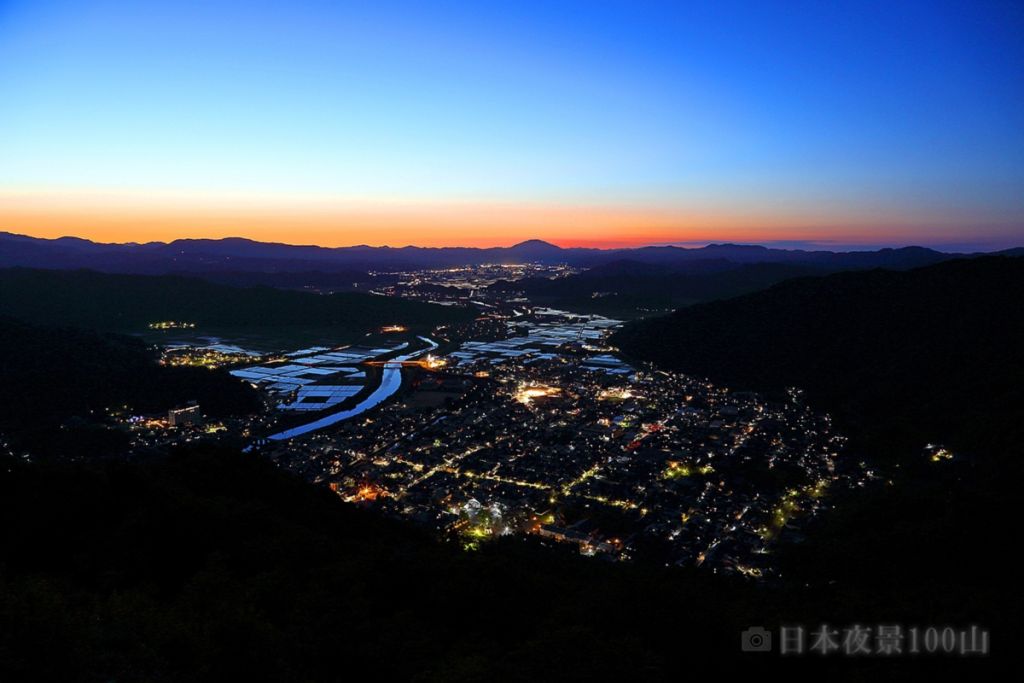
1, 0, 1022, 249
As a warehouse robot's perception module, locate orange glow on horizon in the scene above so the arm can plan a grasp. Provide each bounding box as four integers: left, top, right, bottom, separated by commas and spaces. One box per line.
0, 188, 1011, 249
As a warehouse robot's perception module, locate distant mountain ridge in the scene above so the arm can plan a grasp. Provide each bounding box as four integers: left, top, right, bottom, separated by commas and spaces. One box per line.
3, 230, 1019, 276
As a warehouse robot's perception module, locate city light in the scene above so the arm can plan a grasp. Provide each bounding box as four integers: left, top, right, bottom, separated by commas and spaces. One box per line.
148, 321, 196, 330
514, 383, 562, 405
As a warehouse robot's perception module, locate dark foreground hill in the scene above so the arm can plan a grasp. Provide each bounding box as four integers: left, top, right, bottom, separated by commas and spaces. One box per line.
611, 256, 1022, 644
0, 268, 474, 335
612, 256, 1024, 458
0, 445, 1006, 682
0, 317, 261, 457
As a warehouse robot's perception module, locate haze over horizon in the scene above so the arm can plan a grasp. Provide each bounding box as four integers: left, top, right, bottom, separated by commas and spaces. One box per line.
2, 1, 1023, 250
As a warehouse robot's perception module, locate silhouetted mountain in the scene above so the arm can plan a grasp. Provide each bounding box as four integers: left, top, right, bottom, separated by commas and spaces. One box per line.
613, 256, 1024, 457
3, 230, 1014, 277
8, 229, 1012, 322
0, 268, 474, 333
506, 238, 564, 258
0, 317, 260, 457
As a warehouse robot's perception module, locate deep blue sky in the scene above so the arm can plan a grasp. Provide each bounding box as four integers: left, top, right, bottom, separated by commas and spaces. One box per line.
1, 0, 1022, 248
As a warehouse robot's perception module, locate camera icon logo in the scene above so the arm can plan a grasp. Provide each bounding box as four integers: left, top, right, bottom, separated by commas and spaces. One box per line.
741, 626, 773, 652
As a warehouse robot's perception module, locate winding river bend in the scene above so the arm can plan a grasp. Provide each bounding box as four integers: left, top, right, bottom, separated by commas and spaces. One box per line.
265, 336, 438, 441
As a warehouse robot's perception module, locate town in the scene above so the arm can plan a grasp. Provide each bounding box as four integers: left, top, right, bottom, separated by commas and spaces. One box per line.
266, 314, 846, 575
138, 265, 859, 577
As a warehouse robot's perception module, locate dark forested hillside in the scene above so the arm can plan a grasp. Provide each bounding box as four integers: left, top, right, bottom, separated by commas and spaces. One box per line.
0, 445, 1004, 682
611, 257, 1022, 659
0, 268, 474, 333
612, 256, 1024, 457
490, 260, 827, 317
0, 317, 260, 457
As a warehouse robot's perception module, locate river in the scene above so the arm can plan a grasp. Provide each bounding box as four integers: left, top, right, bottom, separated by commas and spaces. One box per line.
265, 336, 438, 441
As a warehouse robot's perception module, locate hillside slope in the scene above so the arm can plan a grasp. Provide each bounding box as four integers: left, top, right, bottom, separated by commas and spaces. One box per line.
0, 317, 260, 457
0, 268, 474, 333
491, 260, 828, 316
612, 256, 1024, 457
0, 445, 1005, 681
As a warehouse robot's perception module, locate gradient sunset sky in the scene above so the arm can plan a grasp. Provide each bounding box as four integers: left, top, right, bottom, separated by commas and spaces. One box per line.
1, 0, 1022, 250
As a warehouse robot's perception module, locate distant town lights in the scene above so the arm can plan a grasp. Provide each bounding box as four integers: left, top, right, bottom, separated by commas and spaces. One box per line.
148, 321, 195, 330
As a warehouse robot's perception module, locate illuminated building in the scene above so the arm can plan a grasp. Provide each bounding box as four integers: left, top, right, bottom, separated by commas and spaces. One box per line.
168, 403, 202, 427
